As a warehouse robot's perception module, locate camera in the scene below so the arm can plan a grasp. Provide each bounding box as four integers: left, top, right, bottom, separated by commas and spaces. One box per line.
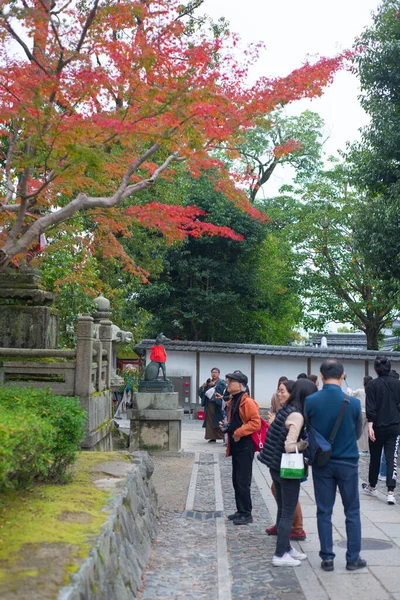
220, 421, 231, 434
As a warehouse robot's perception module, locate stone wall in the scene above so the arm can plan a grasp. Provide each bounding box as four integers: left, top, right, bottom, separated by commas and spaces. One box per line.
58, 452, 158, 600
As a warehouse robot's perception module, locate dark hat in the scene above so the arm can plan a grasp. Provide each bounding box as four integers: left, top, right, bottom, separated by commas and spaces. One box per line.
225, 370, 248, 386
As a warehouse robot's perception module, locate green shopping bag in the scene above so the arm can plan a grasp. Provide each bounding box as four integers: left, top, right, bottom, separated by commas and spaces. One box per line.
280, 447, 304, 479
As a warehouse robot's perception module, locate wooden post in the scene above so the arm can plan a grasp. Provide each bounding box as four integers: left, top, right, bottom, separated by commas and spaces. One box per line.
251, 355, 255, 398
307, 357, 312, 376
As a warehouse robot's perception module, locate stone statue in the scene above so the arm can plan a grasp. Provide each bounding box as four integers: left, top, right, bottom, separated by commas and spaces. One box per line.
144, 332, 170, 381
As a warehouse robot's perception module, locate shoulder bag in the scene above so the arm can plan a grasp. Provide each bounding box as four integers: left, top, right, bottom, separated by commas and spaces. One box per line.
307, 395, 350, 467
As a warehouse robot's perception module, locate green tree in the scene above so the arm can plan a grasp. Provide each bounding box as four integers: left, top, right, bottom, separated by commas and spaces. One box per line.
136, 176, 301, 343
348, 0, 400, 278
269, 163, 400, 349
223, 110, 325, 202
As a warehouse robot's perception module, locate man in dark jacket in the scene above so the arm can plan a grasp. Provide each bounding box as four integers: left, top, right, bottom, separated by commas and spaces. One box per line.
198, 367, 226, 442
305, 359, 365, 572
363, 355, 400, 504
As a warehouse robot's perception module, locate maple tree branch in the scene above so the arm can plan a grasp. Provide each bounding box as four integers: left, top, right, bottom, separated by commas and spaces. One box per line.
174, 0, 204, 21
0, 149, 182, 266
75, 0, 100, 54
3, 20, 50, 75
121, 152, 183, 199
0, 82, 21, 104
50, 0, 74, 16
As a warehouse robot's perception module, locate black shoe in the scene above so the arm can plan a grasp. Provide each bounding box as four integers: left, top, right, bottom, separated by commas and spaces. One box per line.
321, 559, 334, 571
233, 515, 253, 526
346, 557, 367, 571
227, 512, 239, 520
208, 439, 216, 443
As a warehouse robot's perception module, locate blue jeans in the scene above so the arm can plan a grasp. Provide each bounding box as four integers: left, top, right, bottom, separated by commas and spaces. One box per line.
312, 461, 361, 563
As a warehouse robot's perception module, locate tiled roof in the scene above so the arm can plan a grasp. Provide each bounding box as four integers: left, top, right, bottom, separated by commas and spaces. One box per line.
309, 333, 367, 348
135, 339, 400, 361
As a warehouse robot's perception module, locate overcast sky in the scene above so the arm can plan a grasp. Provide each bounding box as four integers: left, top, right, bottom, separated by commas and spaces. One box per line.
202, 0, 382, 195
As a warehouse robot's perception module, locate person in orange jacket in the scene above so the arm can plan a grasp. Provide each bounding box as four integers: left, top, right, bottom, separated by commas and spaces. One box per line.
220, 371, 260, 525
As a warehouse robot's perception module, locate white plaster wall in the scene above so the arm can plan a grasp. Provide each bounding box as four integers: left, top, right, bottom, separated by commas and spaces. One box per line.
198, 353, 251, 386
254, 356, 309, 408
146, 348, 400, 410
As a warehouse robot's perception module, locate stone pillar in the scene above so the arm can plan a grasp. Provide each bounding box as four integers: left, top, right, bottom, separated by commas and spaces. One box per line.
128, 392, 183, 453
75, 315, 94, 398
0, 267, 59, 349
99, 319, 113, 389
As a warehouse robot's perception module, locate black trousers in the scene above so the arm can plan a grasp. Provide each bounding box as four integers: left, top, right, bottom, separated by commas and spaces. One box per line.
368, 426, 400, 490
231, 436, 255, 517
270, 468, 300, 557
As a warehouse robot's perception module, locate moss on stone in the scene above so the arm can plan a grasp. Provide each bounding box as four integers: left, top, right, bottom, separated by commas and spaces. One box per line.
0, 451, 129, 598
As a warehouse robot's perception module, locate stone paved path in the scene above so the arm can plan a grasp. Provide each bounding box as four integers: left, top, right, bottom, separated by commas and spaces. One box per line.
139, 442, 305, 599
136, 420, 400, 600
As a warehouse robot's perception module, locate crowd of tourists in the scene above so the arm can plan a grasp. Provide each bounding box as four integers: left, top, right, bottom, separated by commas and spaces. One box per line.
198, 355, 400, 571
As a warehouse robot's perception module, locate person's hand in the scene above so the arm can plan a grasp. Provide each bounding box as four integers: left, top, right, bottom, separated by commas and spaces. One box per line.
233, 433, 240, 442
267, 411, 275, 424
219, 420, 225, 429
215, 392, 222, 399
368, 422, 376, 442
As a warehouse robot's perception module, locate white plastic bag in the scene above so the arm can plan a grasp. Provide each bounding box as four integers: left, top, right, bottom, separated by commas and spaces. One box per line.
280, 447, 304, 479
205, 386, 216, 400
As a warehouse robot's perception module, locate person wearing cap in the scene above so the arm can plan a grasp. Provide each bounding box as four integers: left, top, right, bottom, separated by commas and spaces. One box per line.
221, 371, 260, 525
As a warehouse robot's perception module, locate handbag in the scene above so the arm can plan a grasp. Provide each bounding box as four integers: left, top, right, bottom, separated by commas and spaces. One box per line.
307, 395, 350, 467
251, 418, 269, 452
280, 447, 305, 479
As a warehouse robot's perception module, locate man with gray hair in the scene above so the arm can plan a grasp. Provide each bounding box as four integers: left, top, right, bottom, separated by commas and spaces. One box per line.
221, 371, 260, 525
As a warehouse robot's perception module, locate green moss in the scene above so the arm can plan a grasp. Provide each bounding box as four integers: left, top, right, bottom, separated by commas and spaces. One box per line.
1, 357, 72, 363
0, 451, 129, 592
93, 419, 113, 433
141, 444, 164, 451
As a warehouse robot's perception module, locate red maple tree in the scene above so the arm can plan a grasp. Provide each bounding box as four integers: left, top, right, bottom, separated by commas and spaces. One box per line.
0, 0, 348, 274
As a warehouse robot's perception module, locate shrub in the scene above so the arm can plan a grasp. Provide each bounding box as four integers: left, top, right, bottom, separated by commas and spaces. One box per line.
0, 385, 87, 486
0, 406, 56, 490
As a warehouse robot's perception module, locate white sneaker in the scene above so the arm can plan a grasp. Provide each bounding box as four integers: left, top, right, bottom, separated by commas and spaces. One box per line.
272, 552, 301, 567
387, 493, 396, 505
378, 474, 386, 481
289, 547, 307, 561
362, 483, 377, 496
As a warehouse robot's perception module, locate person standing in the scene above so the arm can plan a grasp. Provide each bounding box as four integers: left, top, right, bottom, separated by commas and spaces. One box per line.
270, 376, 288, 414
362, 355, 400, 504
223, 371, 260, 525
258, 379, 316, 567
265, 379, 307, 542
305, 359, 365, 572
198, 367, 226, 442
346, 375, 373, 454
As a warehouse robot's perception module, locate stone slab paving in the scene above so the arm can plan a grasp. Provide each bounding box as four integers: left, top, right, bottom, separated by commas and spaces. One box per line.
138, 420, 400, 600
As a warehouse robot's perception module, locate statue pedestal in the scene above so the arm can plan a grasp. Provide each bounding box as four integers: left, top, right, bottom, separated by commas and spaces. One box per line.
127, 392, 182, 453
138, 380, 174, 393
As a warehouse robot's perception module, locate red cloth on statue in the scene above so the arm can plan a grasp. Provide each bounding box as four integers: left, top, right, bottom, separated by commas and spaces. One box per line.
150, 345, 167, 362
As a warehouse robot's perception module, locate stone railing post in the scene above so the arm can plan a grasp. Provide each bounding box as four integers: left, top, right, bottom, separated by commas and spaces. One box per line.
99, 319, 113, 389
75, 315, 94, 398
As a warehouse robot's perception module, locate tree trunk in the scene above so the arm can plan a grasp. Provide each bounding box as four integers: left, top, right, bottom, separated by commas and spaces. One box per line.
366, 326, 380, 350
